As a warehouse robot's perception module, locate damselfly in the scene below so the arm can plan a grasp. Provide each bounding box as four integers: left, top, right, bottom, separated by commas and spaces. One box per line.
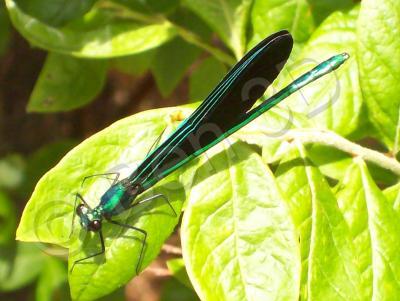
71, 30, 349, 273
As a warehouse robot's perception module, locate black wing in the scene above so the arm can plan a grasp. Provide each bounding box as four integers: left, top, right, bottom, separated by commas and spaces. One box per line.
130, 30, 293, 189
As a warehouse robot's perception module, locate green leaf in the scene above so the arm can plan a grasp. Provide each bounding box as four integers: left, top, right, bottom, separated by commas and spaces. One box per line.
0, 3, 11, 56
281, 6, 363, 137
6, 0, 177, 58
166, 258, 193, 289
28, 53, 107, 112
71, 282, 125, 301
248, 0, 315, 52
21, 140, 77, 197
189, 57, 226, 101
110, 0, 151, 15
141, 0, 180, 14
183, 0, 252, 58
16, 107, 191, 300
336, 160, 400, 300
160, 278, 199, 301
0, 242, 45, 291
334, 162, 373, 299
357, 0, 400, 151
96, 287, 125, 301
114, 0, 180, 14
181, 142, 299, 301
14, 0, 97, 27
0, 191, 16, 244
0, 154, 25, 190
365, 161, 399, 187
383, 183, 400, 216
168, 6, 212, 40
151, 38, 201, 96
306, 144, 352, 180
36, 257, 70, 301
307, 0, 356, 24
275, 144, 362, 300
233, 107, 310, 163
112, 49, 156, 76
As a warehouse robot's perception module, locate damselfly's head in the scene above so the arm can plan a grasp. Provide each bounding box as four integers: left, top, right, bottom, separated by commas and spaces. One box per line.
76, 204, 102, 232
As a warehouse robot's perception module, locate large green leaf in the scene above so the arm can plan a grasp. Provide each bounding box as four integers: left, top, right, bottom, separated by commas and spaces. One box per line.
0, 242, 45, 291
114, 0, 180, 14
306, 144, 352, 180
167, 6, 212, 40
280, 6, 362, 137
6, 0, 177, 58
16, 107, 193, 300
383, 183, 400, 215
336, 160, 400, 300
36, 257, 69, 301
357, 0, 400, 151
0, 191, 16, 244
307, 0, 356, 24
233, 107, 311, 163
307, 143, 397, 186
189, 57, 226, 102
21, 140, 77, 197
160, 278, 199, 301
112, 49, 156, 76
15, 0, 97, 27
0, 154, 25, 190
275, 144, 362, 300
28, 53, 107, 112
142, 0, 180, 14
166, 258, 193, 290
248, 0, 315, 55
151, 38, 201, 96
183, 0, 252, 58
181, 142, 299, 301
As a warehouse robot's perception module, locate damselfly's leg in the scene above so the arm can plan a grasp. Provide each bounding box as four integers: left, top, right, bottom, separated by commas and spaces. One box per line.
81, 172, 120, 188
75, 193, 91, 208
70, 231, 105, 272
107, 219, 147, 275
69, 193, 92, 239
145, 127, 167, 158
130, 194, 177, 217
69, 194, 79, 239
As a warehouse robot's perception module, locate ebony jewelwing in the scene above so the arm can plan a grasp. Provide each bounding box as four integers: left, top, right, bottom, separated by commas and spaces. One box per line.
71, 30, 349, 272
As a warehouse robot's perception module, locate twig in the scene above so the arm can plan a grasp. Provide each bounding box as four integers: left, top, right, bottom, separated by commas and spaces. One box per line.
283, 129, 400, 176
98, 1, 236, 65
170, 23, 236, 66
145, 267, 172, 277
162, 244, 182, 255
97, 1, 162, 24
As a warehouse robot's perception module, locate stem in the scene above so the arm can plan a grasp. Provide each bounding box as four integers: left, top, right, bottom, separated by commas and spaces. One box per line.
98, 1, 236, 66
393, 106, 400, 155
284, 129, 400, 176
161, 243, 182, 255
97, 1, 162, 24
145, 267, 172, 277
170, 22, 236, 66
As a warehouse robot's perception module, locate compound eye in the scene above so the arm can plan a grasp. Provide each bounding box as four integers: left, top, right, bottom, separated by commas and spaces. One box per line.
76, 204, 86, 215
89, 220, 102, 232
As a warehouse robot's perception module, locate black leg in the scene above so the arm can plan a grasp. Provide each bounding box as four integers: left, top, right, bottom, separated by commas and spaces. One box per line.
107, 219, 147, 275
69, 194, 80, 239
75, 193, 92, 209
144, 126, 167, 158
130, 194, 177, 217
81, 172, 120, 188
70, 231, 105, 272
